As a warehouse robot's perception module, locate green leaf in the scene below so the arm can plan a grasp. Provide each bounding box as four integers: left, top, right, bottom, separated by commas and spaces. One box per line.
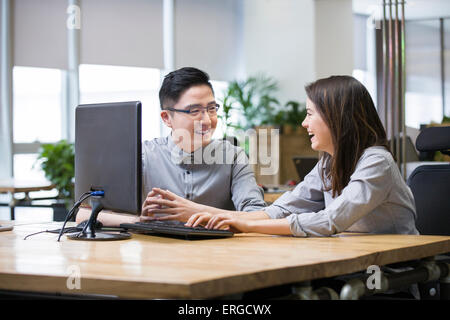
34, 140, 75, 201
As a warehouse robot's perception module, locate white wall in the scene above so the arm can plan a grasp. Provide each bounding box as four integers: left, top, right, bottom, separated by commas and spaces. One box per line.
242, 0, 353, 104
315, 0, 354, 79
175, 0, 243, 82
242, 0, 315, 103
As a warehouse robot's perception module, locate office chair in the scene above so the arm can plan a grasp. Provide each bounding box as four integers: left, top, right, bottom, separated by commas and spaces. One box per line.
406, 126, 450, 300
406, 126, 450, 236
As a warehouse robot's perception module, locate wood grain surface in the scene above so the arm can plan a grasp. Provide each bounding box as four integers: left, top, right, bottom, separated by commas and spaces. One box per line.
0, 221, 449, 299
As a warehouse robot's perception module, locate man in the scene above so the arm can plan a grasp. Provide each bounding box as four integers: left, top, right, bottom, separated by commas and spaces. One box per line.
76, 67, 265, 225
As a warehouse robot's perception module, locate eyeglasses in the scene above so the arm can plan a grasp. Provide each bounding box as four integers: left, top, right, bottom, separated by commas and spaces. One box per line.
165, 104, 220, 117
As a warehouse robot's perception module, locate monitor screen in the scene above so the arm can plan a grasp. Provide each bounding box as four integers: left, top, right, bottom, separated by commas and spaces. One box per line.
292, 156, 318, 182
75, 101, 142, 215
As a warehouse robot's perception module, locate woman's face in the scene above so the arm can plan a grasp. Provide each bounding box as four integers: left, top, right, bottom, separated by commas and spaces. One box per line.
302, 98, 334, 156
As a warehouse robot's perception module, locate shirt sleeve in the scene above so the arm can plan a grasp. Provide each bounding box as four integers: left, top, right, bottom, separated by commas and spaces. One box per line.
264, 161, 325, 219
230, 147, 267, 212
286, 154, 393, 237
141, 141, 148, 203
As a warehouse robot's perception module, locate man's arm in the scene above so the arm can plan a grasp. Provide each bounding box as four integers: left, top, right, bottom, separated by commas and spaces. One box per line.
75, 207, 139, 227
230, 147, 267, 212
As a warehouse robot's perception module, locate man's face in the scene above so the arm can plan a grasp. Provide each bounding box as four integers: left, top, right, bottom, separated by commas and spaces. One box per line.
161, 84, 218, 152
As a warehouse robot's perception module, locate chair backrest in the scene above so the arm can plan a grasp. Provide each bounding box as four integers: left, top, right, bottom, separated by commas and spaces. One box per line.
407, 164, 450, 235
406, 126, 450, 236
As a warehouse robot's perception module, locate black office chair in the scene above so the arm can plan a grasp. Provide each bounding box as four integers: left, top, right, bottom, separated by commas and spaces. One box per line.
406, 126, 450, 236
406, 126, 450, 300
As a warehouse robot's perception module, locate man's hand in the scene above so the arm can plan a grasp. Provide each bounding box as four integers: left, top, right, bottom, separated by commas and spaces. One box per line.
140, 190, 163, 222
143, 188, 205, 223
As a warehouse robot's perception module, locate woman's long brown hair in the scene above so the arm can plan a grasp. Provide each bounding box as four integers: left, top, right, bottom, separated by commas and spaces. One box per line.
305, 76, 391, 197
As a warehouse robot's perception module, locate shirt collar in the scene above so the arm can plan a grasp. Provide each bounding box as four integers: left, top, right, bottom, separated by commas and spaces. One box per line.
167, 133, 218, 164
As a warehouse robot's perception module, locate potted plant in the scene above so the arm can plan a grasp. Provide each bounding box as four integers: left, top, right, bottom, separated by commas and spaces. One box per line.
219, 84, 240, 140
35, 140, 75, 209
277, 100, 307, 135
224, 74, 280, 130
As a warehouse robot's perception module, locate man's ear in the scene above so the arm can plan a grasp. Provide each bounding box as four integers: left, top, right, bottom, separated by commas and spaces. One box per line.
160, 110, 172, 128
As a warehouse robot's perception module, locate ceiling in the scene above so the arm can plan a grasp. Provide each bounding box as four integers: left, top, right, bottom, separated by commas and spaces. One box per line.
353, 0, 450, 20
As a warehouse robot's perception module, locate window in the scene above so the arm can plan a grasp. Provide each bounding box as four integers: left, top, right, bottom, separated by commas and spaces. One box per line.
405, 20, 443, 128
353, 14, 377, 106
13, 154, 46, 181
13, 66, 63, 143
12, 66, 64, 180
79, 64, 161, 141
210, 80, 229, 139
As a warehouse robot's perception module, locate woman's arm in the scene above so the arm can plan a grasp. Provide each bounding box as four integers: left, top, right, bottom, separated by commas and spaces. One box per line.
284, 153, 395, 237
235, 218, 292, 235
186, 212, 291, 235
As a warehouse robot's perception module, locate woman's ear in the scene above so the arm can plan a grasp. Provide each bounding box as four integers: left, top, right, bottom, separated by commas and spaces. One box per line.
160, 110, 172, 128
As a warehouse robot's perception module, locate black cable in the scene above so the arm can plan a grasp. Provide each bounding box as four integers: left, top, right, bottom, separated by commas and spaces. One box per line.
57, 192, 92, 241
24, 192, 91, 240
23, 230, 52, 240
23, 227, 81, 240
75, 197, 104, 238
23, 190, 105, 241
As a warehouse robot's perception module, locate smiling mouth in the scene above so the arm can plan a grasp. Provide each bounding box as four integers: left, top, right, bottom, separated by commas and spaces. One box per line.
195, 129, 211, 136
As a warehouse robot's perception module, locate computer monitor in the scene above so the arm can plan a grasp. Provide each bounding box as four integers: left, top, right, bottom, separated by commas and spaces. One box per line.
70, 101, 142, 241
292, 156, 318, 182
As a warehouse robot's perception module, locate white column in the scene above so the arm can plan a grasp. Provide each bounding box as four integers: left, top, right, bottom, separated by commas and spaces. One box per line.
0, 0, 13, 179
66, 0, 81, 142
163, 0, 175, 72
160, 0, 175, 137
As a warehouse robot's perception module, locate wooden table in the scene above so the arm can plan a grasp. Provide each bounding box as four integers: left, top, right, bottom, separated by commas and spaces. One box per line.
0, 220, 449, 299
0, 179, 56, 220
264, 192, 284, 204
263, 185, 293, 204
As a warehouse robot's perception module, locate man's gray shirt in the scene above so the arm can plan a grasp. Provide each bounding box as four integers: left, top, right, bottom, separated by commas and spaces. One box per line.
264, 146, 419, 237
142, 135, 266, 212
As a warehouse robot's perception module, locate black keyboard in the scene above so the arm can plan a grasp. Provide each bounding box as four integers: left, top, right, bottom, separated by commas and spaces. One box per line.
120, 221, 234, 240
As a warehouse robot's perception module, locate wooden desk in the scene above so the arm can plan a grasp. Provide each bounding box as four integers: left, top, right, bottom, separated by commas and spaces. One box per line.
0, 221, 449, 299
0, 179, 55, 220
263, 185, 293, 204
264, 192, 284, 204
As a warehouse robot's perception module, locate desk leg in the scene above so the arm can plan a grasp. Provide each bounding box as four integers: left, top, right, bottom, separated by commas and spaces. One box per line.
9, 192, 16, 220
440, 262, 450, 300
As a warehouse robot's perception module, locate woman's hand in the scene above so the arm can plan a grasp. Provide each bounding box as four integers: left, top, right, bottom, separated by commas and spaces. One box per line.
186, 212, 250, 233
184, 212, 214, 228
143, 188, 205, 223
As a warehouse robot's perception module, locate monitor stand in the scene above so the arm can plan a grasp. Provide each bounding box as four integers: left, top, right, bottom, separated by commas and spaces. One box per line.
67, 196, 131, 241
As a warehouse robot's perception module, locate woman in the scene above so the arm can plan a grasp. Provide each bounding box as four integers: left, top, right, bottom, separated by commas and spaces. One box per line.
147, 76, 418, 237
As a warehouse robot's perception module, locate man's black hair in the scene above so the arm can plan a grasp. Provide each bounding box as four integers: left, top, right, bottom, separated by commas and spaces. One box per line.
159, 67, 214, 109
